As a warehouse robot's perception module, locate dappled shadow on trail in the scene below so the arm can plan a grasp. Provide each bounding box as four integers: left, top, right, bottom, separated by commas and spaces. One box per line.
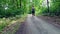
15, 22, 26, 34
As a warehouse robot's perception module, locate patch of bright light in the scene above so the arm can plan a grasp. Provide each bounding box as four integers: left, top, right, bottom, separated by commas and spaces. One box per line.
5, 7, 8, 10
42, 0, 51, 7
30, 0, 32, 2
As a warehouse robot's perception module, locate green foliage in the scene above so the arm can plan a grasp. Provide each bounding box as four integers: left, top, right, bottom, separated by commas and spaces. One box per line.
34, 0, 60, 16
0, 0, 60, 17
0, 0, 28, 18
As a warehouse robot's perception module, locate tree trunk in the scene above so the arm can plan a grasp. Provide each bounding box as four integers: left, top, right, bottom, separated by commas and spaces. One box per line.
47, 0, 49, 13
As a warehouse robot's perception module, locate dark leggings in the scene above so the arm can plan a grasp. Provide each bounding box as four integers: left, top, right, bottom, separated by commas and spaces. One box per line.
32, 11, 35, 15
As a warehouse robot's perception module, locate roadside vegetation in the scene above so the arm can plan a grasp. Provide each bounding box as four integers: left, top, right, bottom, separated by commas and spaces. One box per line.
0, 15, 27, 34
0, 0, 27, 34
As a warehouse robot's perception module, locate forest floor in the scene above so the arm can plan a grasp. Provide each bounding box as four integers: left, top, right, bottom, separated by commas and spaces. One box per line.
0, 16, 26, 34
38, 16, 60, 28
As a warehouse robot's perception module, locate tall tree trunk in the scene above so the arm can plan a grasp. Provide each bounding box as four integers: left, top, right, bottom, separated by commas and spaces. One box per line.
20, 0, 21, 8
47, 0, 49, 13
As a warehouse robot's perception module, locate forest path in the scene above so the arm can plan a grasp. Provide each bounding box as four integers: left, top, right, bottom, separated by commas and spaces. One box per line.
15, 14, 60, 34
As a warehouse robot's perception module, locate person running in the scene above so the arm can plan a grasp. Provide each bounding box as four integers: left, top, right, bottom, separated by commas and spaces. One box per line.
32, 5, 35, 16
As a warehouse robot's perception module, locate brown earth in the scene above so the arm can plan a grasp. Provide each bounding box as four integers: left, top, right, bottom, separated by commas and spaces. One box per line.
38, 16, 60, 28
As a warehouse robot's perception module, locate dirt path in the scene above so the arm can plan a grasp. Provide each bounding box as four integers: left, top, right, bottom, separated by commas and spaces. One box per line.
15, 14, 60, 34
15, 22, 26, 34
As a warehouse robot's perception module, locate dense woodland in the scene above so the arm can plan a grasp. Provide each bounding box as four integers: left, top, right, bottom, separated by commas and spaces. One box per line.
0, 0, 60, 18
